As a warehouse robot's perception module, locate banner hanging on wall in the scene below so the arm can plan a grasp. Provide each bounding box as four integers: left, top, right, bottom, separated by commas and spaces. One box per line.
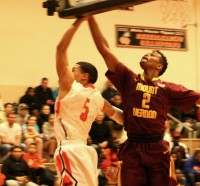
116, 25, 187, 51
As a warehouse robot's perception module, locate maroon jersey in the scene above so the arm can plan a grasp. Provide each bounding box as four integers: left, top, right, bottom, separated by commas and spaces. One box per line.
106, 63, 200, 135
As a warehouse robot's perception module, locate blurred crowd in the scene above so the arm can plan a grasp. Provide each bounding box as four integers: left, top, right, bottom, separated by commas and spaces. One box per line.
0, 77, 200, 186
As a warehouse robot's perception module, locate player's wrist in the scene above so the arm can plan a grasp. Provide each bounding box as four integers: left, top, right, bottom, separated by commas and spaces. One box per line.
110, 106, 123, 125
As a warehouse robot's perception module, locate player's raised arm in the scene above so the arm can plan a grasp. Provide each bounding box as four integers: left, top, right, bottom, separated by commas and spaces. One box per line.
56, 18, 86, 97
88, 16, 120, 73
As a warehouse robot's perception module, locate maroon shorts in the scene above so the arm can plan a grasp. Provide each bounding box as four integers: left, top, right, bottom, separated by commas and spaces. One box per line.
118, 140, 175, 186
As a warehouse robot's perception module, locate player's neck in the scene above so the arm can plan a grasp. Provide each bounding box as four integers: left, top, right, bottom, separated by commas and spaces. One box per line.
143, 71, 159, 81
81, 80, 90, 86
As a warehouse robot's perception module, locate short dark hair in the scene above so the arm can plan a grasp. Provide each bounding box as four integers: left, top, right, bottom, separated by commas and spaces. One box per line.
42, 77, 48, 81
153, 50, 168, 76
4, 103, 13, 108
76, 61, 98, 84
11, 146, 23, 152
26, 87, 35, 94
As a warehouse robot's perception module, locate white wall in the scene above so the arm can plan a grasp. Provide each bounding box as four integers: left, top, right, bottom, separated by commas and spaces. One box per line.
0, 0, 199, 103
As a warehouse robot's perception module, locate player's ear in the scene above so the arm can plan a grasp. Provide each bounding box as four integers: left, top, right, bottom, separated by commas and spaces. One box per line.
83, 73, 89, 80
156, 63, 163, 71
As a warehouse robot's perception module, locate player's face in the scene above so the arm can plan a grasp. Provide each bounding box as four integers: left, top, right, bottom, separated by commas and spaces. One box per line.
72, 64, 87, 83
140, 51, 162, 71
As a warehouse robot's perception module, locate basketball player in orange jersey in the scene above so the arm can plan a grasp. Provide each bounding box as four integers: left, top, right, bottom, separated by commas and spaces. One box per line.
54, 17, 123, 186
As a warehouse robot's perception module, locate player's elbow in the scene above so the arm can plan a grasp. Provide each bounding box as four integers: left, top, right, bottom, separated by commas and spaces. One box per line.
97, 45, 109, 57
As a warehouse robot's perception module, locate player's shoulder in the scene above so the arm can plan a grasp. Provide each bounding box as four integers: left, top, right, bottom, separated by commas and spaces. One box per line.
154, 79, 178, 88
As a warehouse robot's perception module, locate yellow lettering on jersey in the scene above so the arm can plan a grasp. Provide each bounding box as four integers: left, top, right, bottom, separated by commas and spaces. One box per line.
136, 83, 158, 95
133, 108, 157, 119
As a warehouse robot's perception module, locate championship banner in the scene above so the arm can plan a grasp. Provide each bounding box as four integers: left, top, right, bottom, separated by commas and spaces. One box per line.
116, 25, 187, 51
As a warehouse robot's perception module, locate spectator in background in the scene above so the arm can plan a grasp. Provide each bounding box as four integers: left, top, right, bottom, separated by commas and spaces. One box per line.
171, 153, 188, 186
22, 115, 43, 157
37, 104, 51, 132
0, 113, 26, 158
183, 150, 200, 186
16, 103, 30, 125
89, 112, 112, 150
42, 114, 57, 162
101, 80, 119, 104
110, 94, 123, 109
99, 138, 119, 186
0, 103, 13, 124
23, 143, 55, 186
171, 131, 189, 159
2, 146, 38, 186
0, 172, 6, 186
19, 87, 39, 115
35, 77, 55, 113
169, 131, 190, 185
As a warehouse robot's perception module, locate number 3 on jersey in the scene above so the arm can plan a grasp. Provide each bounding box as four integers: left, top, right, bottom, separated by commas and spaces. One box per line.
80, 98, 90, 121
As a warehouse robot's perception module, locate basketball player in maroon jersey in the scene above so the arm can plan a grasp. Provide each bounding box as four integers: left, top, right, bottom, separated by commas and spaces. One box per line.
86, 16, 200, 186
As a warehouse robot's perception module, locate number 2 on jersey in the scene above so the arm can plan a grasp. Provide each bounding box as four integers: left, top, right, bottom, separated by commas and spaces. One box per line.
142, 93, 151, 109
80, 98, 90, 121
